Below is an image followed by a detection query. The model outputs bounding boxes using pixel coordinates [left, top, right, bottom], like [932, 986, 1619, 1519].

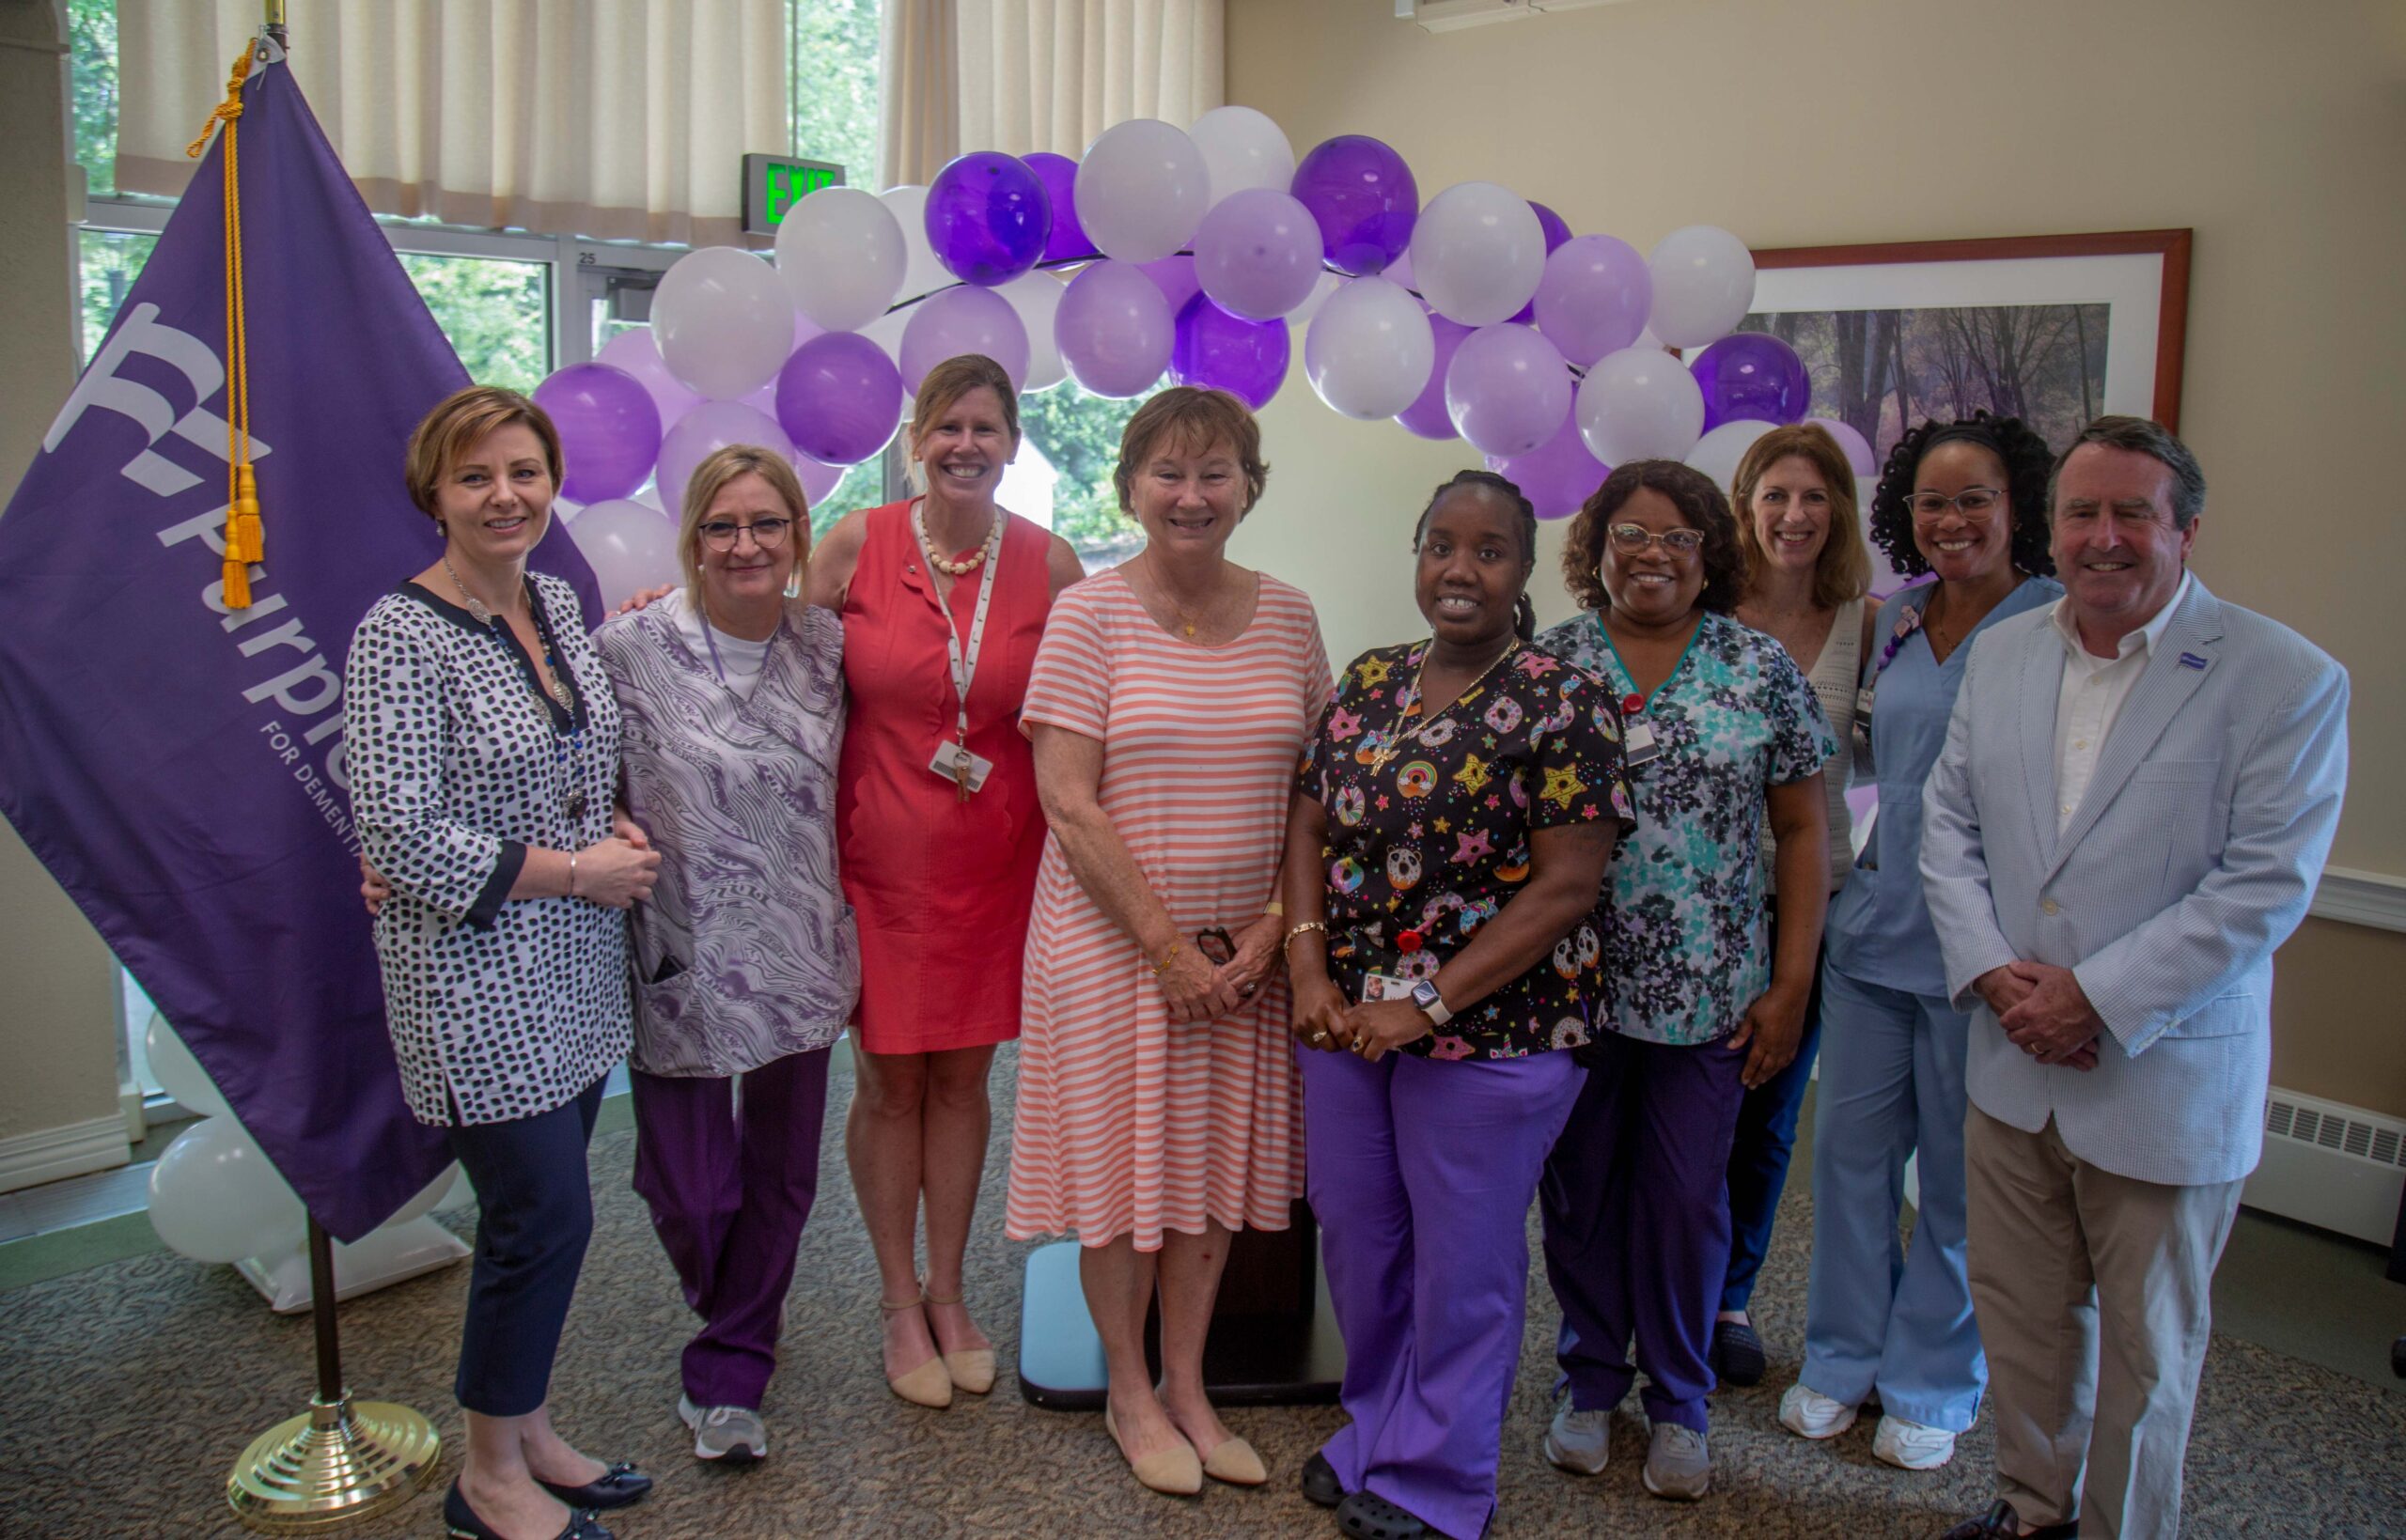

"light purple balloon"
[1024, 152, 1093, 262]
[1807, 417, 1880, 480]
[775, 331, 904, 465]
[792, 453, 847, 506]
[1170, 293, 1289, 411]
[1445, 323, 1573, 459]
[898, 285, 1030, 395]
[926, 150, 1052, 287]
[1290, 134, 1418, 277]
[534, 363, 663, 505]
[568, 498, 681, 613]
[1394, 315, 1473, 441]
[1532, 235, 1653, 368]
[1485, 407, 1608, 520]
[1508, 201, 1575, 325]
[654, 399, 792, 520]
[1143, 253, 1201, 318]
[1056, 260, 1174, 397]
[1193, 187, 1324, 321]
[596, 329, 704, 437]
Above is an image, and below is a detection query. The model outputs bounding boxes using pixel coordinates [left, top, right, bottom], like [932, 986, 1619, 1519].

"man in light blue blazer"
[1919, 416, 2349, 1540]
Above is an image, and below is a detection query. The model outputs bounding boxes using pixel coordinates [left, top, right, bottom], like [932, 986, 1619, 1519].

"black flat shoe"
[1711, 1319, 1767, 1387]
[443, 1480, 615, 1540]
[1336, 1489, 1429, 1539]
[535, 1461, 652, 1510]
[1301, 1449, 1343, 1508]
[1938, 1499, 2079, 1540]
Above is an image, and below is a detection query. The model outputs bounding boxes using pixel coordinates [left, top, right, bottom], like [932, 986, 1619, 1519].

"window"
[1017, 382, 1164, 571]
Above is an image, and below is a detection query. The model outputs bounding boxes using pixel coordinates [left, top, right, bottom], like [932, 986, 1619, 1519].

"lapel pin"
[2178, 651, 2209, 670]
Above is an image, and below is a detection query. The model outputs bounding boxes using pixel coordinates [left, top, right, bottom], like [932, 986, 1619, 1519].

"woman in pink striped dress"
[1009, 388, 1331, 1499]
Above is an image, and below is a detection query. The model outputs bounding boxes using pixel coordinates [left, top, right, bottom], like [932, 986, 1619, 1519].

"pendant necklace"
[446, 555, 573, 714]
[1142, 548, 1207, 639]
[1369, 638, 1521, 773]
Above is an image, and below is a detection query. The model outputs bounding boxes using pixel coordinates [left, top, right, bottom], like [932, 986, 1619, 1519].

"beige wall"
[1225, 0, 2406, 1113]
[0, 2, 129, 1153]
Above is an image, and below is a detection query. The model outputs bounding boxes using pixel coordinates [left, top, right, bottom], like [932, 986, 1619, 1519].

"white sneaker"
[679, 1393, 767, 1464]
[1778, 1382, 1858, 1440]
[1542, 1402, 1613, 1475]
[1872, 1413, 1957, 1470]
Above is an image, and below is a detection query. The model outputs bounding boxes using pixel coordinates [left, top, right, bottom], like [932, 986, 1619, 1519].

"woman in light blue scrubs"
[1781, 412, 2063, 1473]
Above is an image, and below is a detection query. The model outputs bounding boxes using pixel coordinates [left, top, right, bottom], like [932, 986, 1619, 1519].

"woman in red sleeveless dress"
[807, 354, 1084, 1409]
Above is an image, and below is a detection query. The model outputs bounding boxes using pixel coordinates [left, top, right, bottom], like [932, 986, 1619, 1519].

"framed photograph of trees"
[1742, 229, 2193, 466]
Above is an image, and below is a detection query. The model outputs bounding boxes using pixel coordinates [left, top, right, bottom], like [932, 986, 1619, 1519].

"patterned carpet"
[4, 1050, 2400, 1538]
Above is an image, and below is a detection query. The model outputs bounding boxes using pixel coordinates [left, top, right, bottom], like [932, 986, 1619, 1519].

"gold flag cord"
[187, 44, 262, 609]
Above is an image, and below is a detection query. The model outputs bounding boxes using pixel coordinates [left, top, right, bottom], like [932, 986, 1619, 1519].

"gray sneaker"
[679, 1394, 766, 1464]
[1543, 1402, 1612, 1475]
[1642, 1422, 1709, 1501]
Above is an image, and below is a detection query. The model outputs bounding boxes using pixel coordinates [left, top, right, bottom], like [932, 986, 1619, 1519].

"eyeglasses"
[697, 516, 794, 552]
[1606, 523, 1705, 555]
[1904, 488, 2003, 521]
[1195, 926, 1237, 966]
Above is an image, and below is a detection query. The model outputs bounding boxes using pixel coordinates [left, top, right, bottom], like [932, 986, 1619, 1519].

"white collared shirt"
[2050, 570, 2191, 832]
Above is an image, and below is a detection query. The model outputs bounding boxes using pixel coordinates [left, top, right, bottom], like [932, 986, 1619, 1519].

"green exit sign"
[743, 153, 847, 236]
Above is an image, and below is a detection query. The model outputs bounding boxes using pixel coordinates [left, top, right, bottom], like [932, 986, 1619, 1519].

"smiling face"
[1748, 454, 1832, 576]
[913, 384, 1017, 511]
[433, 422, 555, 565]
[1909, 440, 2016, 584]
[1415, 486, 1529, 651]
[1600, 486, 1706, 624]
[1129, 431, 1245, 559]
[2051, 442, 2196, 641]
[695, 470, 804, 614]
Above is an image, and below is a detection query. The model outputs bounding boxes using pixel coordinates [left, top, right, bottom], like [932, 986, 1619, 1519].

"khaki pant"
[1964, 1107, 2242, 1540]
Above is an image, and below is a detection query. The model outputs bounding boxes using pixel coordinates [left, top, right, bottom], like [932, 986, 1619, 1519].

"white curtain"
[883, 0, 1223, 179]
[878, 0, 961, 187]
[115, 0, 787, 247]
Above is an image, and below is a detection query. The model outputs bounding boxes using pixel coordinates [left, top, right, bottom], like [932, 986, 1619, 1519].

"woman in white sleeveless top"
[1710, 424, 1873, 1389]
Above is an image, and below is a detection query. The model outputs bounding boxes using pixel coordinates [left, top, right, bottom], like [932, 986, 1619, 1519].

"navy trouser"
[1719, 907, 1827, 1314]
[445, 1074, 607, 1417]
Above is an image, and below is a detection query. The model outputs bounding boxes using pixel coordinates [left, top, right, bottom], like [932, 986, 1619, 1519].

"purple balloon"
[1693, 332, 1812, 431]
[1290, 134, 1418, 277]
[1056, 260, 1175, 398]
[656, 398, 792, 518]
[775, 331, 904, 465]
[1143, 254, 1201, 318]
[596, 329, 704, 432]
[1193, 188, 1323, 320]
[1023, 151, 1092, 263]
[1394, 315, 1473, 441]
[1508, 201, 1576, 325]
[1807, 416, 1879, 479]
[534, 363, 663, 505]
[1485, 407, 1608, 520]
[898, 285, 1030, 395]
[1532, 235, 1653, 367]
[1171, 293, 1289, 411]
[926, 151, 1052, 287]
[1445, 323, 1573, 459]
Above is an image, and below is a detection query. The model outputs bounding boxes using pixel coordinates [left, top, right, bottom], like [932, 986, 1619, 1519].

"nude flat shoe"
[922, 1288, 996, 1394]
[1103, 1406, 1203, 1496]
[1198, 1435, 1267, 1487]
[879, 1292, 952, 1410]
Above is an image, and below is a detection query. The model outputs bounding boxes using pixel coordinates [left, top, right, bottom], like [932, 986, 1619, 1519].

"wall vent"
[2243, 1089, 2406, 1245]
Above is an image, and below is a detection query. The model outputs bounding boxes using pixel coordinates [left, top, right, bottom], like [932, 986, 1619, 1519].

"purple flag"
[0, 58, 601, 1240]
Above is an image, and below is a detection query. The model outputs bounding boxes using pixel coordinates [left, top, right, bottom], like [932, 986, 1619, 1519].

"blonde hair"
[677, 445, 812, 602]
[403, 385, 562, 521]
[1730, 423, 1872, 611]
[906, 353, 1022, 468]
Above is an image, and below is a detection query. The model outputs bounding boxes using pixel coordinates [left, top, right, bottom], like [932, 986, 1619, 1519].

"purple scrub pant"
[1540, 1031, 1749, 1434]
[1303, 1044, 1586, 1540]
[630, 1047, 832, 1410]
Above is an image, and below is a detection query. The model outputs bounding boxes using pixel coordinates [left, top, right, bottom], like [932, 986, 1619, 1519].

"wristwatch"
[1409, 979, 1452, 1028]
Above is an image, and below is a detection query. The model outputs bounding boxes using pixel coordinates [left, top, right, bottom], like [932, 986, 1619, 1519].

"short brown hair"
[1114, 386, 1270, 519]
[404, 385, 562, 521]
[1730, 424, 1872, 611]
[677, 444, 811, 601]
[907, 353, 1022, 458]
[1560, 459, 1745, 615]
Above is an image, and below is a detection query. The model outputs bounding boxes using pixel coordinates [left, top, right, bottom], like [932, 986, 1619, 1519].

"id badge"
[1359, 972, 1415, 1005]
[928, 740, 994, 793]
[1622, 720, 1661, 769]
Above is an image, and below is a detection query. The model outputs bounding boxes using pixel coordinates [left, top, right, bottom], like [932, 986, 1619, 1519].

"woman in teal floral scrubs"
[1532, 460, 1836, 1503]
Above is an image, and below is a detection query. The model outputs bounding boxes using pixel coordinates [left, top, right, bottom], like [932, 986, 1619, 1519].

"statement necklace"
[446, 555, 572, 714]
[914, 503, 998, 577]
[1369, 638, 1521, 773]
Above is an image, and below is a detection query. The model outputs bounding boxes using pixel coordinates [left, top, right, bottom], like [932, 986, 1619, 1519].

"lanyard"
[1869, 585, 1935, 680]
[921, 507, 1006, 748]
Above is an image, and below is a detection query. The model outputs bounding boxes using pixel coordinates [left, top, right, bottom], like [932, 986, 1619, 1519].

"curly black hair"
[1561, 459, 1745, 615]
[1867, 411, 2058, 580]
[1414, 469, 1539, 642]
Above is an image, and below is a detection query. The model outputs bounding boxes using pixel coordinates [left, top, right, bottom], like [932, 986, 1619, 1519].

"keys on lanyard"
[925, 513, 1004, 802]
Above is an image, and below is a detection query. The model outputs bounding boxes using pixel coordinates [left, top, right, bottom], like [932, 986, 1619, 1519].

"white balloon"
[1286, 272, 1343, 331]
[148, 1116, 304, 1265]
[1304, 276, 1436, 421]
[878, 185, 949, 305]
[568, 498, 682, 612]
[1002, 271, 1069, 391]
[1576, 346, 1708, 465]
[386, 1162, 464, 1227]
[144, 1013, 230, 1120]
[1189, 104, 1296, 208]
[775, 186, 906, 333]
[1075, 119, 1211, 264]
[1685, 418, 1780, 495]
[1646, 226, 1757, 350]
[652, 247, 796, 400]
[1408, 182, 1545, 327]
[861, 306, 912, 365]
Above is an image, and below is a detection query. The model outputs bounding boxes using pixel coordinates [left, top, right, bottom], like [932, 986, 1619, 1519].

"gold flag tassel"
[188, 44, 260, 609]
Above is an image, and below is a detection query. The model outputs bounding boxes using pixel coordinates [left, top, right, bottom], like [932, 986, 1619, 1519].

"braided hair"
[1414, 469, 1539, 642]
[1866, 410, 2058, 580]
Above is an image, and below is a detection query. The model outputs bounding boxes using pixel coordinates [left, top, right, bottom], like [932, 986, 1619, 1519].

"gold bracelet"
[1282, 921, 1328, 952]
[1150, 939, 1182, 975]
